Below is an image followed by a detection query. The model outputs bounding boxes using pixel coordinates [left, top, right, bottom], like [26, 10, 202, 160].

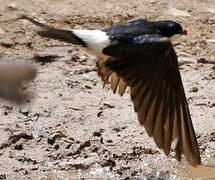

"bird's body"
[21, 15, 200, 166]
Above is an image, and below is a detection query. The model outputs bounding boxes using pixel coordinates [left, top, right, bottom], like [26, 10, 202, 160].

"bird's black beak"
[181, 29, 187, 35]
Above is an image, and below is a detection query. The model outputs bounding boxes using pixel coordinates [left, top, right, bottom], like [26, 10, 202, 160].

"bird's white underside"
[72, 29, 111, 55]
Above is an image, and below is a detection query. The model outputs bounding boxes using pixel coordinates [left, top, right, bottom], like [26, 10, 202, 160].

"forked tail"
[20, 15, 86, 46]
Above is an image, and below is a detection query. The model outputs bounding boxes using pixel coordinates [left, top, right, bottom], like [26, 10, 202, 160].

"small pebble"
[167, 7, 191, 17]
[80, 55, 87, 62]
[8, 3, 16, 10]
[14, 144, 23, 150]
[20, 104, 29, 115]
[0, 38, 14, 47]
[190, 87, 198, 93]
[0, 27, 5, 35]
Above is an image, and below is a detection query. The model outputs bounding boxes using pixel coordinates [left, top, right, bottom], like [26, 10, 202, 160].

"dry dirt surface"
[0, 0, 215, 179]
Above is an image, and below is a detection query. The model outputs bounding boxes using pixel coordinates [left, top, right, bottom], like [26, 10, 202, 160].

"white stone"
[0, 27, 5, 35]
[80, 55, 87, 61]
[167, 7, 191, 17]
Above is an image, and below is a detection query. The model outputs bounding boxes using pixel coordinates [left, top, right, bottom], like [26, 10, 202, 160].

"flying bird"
[21, 15, 201, 166]
[0, 63, 37, 103]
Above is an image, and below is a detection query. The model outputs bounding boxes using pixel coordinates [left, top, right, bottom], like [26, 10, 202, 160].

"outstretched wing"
[103, 34, 201, 166]
[0, 63, 37, 103]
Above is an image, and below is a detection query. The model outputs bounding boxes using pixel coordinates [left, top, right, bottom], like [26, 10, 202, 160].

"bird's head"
[153, 20, 187, 37]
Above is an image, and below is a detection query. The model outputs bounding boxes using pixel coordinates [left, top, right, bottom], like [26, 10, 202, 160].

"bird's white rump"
[72, 29, 111, 55]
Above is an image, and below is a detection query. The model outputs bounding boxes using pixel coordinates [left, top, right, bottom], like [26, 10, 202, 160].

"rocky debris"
[69, 140, 91, 156]
[0, 142, 10, 150]
[2, 105, 13, 116]
[99, 103, 115, 110]
[190, 86, 198, 93]
[178, 57, 197, 66]
[19, 104, 29, 115]
[79, 55, 87, 62]
[73, 67, 95, 75]
[167, 7, 191, 17]
[197, 57, 215, 64]
[33, 52, 59, 65]
[207, 39, 215, 44]
[14, 143, 23, 150]
[8, 132, 33, 144]
[146, 170, 171, 180]
[0, 38, 15, 48]
[93, 131, 102, 137]
[112, 126, 127, 133]
[62, 156, 97, 170]
[31, 115, 49, 139]
[0, 174, 6, 180]
[7, 3, 17, 10]
[0, 27, 5, 35]
[48, 133, 62, 145]
[0, 132, 33, 150]
[16, 156, 38, 164]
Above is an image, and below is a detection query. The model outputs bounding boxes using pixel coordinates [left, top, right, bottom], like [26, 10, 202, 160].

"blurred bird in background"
[0, 62, 37, 104]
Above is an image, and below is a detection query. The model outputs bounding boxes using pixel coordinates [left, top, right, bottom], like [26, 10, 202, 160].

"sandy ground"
[0, 0, 215, 179]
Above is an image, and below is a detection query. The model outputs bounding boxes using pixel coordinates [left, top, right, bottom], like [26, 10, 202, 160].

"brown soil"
[0, 0, 215, 179]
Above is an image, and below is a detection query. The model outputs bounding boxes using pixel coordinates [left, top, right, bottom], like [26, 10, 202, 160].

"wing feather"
[96, 55, 128, 95]
[118, 79, 127, 96]
[104, 34, 201, 166]
[111, 72, 120, 93]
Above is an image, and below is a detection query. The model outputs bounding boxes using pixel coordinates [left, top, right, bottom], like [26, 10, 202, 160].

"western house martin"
[21, 15, 200, 166]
